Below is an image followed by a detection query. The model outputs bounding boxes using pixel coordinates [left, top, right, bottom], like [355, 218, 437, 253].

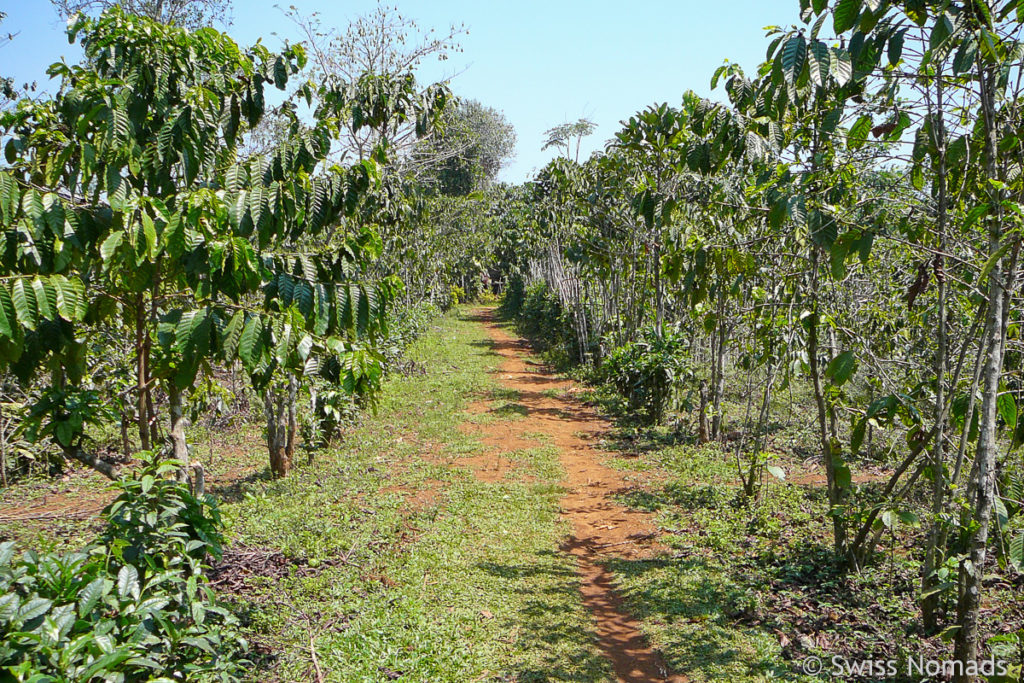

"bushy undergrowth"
[600, 327, 691, 425]
[518, 282, 567, 346]
[303, 301, 441, 447]
[502, 280, 584, 366]
[503, 281, 690, 424]
[382, 301, 443, 368]
[0, 456, 245, 681]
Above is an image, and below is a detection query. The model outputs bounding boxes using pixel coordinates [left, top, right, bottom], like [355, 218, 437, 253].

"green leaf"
[77, 578, 107, 618]
[0, 593, 17, 624]
[953, 37, 978, 74]
[238, 316, 263, 367]
[174, 307, 211, 359]
[888, 28, 906, 66]
[897, 510, 920, 527]
[826, 351, 857, 386]
[920, 581, 956, 601]
[54, 277, 79, 321]
[0, 285, 13, 338]
[848, 114, 872, 150]
[32, 278, 57, 322]
[17, 597, 52, 624]
[766, 465, 786, 480]
[100, 230, 124, 262]
[830, 47, 852, 85]
[963, 203, 989, 232]
[911, 164, 925, 191]
[998, 393, 1018, 432]
[141, 212, 158, 260]
[809, 210, 837, 247]
[222, 310, 245, 360]
[947, 135, 968, 165]
[1009, 533, 1024, 571]
[273, 56, 288, 89]
[225, 164, 246, 193]
[117, 565, 139, 601]
[81, 649, 135, 680]
[880, 509, 898, 529]
[851, 418, 867, 453]
[781, 34, 807, 84]
[768, 198, 788, 228]
[979, 242, 1011, 284]
[995, 496, 1009, 529]
[829, 238, 850, 279]
[808, 40, 830, 86]
[930, 14, 953, 50]
[11, 279, 37, 330]
[834, 462, 852, 489]
[833, 0, 863, 33]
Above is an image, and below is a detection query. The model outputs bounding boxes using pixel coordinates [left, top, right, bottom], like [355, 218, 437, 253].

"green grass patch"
[224, 309, 613, 682]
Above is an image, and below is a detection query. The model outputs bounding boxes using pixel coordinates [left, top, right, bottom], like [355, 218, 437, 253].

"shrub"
[499, 277, 526, 317]
[519, 282, 578, 352]
[0, 455, 246, 681]
[301, 301, 441, 448]
[381, 301, 441, 370]
[601, 328, 691, 425]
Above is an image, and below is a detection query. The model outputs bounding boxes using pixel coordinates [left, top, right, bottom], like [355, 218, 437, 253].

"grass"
[494, 306, 1024, 681]
[572, 382, 1024, 682]
[13, 304, 1023, 681]
[220, 309, 613, 682]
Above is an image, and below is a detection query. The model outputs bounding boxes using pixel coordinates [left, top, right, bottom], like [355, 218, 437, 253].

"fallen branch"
[307, 616, 325, 683]
[62, 446, 120, 480]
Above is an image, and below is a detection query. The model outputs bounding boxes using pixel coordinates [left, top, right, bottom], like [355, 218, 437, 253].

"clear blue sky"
[3, 0, 802, 182]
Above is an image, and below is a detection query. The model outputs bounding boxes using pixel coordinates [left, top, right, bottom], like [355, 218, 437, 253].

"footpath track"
[469, 309, 686, 683]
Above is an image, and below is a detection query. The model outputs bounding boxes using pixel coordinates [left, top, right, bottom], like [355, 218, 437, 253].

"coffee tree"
[0, 8, 445, 480]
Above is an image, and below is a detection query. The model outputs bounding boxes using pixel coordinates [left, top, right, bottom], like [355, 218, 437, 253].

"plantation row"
[0, 3, 515, 678]
[2, 0, 1024, 680]
[496, 0, 1024, 679]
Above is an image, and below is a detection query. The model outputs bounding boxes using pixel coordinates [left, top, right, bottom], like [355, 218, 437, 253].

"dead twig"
[307, 615, 325, 683]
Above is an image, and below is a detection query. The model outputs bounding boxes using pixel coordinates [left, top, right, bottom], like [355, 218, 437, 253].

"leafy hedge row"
[304, 300, 442, 446]
[502, 281, 582, 360]
[600, 328, 692, 425]
[1, 456, 246, 681]
[502, 280, 691, 425]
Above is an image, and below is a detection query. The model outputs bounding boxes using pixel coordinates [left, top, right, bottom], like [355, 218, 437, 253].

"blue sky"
[3, 0, 802, 182]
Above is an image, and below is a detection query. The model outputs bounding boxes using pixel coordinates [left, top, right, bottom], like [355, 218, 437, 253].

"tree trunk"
[807, 249, 846, 556]
[922, 68, 950, 633]
[146, 274, 161, 448]
[1, 405, 7, 487]
[286, 375, 297, 467]
[698, 380, 709, 444]
[953, 269, 1004, 679]
[135, 294, 151, 452]
[120, 412, 131, 460]
[167, 384, 190, 483]
[264, 381, 292, 478]
[711, 291, 728, 440]
[653, 241, 664, 339]
[953, 60, 1010, 683]
[63, 446, 120, 479]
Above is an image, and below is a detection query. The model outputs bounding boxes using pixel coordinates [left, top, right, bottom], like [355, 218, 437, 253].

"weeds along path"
[468, 308, 687, 683]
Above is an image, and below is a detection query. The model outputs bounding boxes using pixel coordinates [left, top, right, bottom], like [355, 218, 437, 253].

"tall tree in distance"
[50, 0, 232, 28]
[416, 98, 516, 195]
[542, 117, 596, 162]
[286, 1, 465, 165]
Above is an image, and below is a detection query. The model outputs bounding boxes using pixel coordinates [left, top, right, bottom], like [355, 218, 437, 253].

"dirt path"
[468, 309, 686, 683]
